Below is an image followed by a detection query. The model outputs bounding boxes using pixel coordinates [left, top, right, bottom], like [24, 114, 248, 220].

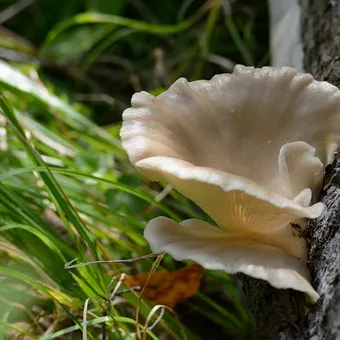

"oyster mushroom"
[120, 65, 340, 301]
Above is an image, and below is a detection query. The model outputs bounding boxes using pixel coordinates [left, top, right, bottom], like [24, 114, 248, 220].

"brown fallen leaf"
[123, 264, 202, 308]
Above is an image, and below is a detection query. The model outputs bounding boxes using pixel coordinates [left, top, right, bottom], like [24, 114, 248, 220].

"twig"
[64, 253, 160, 269]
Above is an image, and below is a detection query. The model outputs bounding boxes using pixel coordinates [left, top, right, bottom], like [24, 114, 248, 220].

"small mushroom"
[120, 65, 340, 301]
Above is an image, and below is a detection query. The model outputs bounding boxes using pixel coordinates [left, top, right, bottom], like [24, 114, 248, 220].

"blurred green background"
[0, 0, 268, 124]
[0, 0, 269, 339]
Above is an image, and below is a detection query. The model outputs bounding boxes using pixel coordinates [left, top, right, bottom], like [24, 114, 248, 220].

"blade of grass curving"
[0, 95, 93, 245]
[0, 183, 76, 257]
[0, 321, 38, 340]
[224, 14, 254, 66]
[43, 5, 210, 50]
[122, 280, 197, 340]
[0, 95, 107, 295]
[135, 253, 164, 339]
[70, 270, 108, 300]
[0, 237, 58, 287]
[194, 0, 221, 78]
[143, 305, 165, 338]
[0, 266, 78, 306]
[0, 60, 121, 150]
[0, 223, 66, 262]
[0, 223, 65, 261]
[177, 0, 197, 22]
[83, 297, 99, 340]
[196, 292, 244, 328]
[17, 110, 80, 156]
[53, 169, 181, 221]
[0, 166, 181, 221]
[83, 28, 134, 68]
[39, 316, 157, 340]
[81, 297, 130, 340]
[0, 311, 11, 340]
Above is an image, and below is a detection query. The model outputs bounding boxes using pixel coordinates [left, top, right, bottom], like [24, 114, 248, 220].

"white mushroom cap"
[120, 65, 340, 300]
[121, 66, 340, 193]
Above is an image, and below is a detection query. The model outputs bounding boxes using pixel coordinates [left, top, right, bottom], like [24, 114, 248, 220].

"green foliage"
[0, 0, 267, 338]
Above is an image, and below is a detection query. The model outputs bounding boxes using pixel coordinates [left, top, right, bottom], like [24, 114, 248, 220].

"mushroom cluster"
[120, 65, 340, 301]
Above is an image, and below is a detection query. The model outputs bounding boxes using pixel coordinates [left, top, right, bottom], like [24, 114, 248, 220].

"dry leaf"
[123, 264, 202, 308]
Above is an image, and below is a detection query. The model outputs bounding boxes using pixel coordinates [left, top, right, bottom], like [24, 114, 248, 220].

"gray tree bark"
[298, 1, 340, 338]
[240, 1, 340, 339]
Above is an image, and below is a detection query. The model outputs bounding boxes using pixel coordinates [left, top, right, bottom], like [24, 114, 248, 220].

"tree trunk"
[298, 1, 340, 338]
[242, 1, 340, 339]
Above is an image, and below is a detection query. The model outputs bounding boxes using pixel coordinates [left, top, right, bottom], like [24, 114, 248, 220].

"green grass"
[0, 0, 267, 338]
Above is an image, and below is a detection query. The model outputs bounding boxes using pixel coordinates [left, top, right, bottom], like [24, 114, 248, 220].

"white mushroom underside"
[136, 155, 324, 244]
[145, 217, 320, 302]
